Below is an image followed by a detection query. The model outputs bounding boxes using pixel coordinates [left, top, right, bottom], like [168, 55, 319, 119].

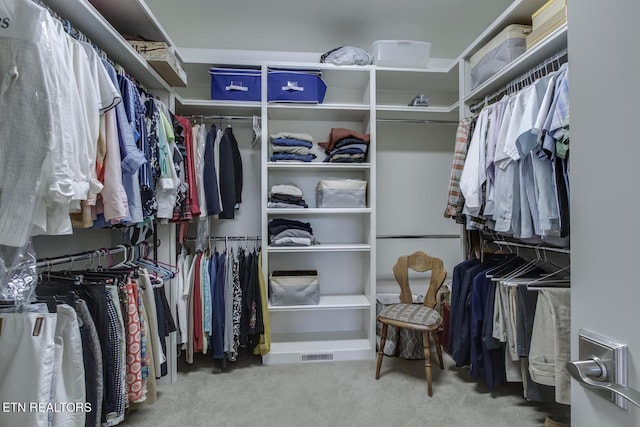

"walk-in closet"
[1, 0, 638, 426]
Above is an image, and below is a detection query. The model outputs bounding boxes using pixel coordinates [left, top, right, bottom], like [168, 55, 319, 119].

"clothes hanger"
[492, 247, 542, 282]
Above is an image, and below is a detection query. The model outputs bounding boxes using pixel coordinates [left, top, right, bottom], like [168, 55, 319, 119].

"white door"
[570, 1, 640, 425]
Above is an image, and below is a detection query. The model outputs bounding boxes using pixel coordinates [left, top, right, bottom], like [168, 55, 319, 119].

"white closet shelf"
[376, 64, 458, 92]
[263, 334, 373, 365]
[267, 162, 370, 170]
[268, 294, 371, 312]
[88, 0, 182, 61]
[175, 96, 261, 116]
[45, 0, 171, 91]
[267, 104, 370, 122]
[376, 104, 459, 122]
[464, 23, 568, 104]
[267, 243, 371, 253]
[266, 208, 372, 215]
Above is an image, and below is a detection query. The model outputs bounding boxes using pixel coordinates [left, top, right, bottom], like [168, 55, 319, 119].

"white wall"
[570, 1, 640, 425]
[376, 121, 460, 293]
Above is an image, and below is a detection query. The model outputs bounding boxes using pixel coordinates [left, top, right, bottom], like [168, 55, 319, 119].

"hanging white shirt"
[460, 107, 489, 217]
[493, 96, 520, 235]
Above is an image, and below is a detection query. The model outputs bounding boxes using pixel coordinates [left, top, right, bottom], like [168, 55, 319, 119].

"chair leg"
[376, 323, 389, 380]
[422, 331, 433, 396]
[432, 330, 444, 369]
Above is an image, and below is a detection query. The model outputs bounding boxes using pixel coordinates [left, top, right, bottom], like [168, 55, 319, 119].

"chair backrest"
[392, 251, 447, 308]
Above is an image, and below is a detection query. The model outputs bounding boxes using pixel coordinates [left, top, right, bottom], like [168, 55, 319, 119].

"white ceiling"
[143, 0, 514, 59]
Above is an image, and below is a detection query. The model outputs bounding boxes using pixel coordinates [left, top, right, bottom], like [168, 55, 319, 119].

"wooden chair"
[375, 251, 447, 396]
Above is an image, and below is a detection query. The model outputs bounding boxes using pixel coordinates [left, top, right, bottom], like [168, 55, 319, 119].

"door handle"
[567, 357, 640, 408]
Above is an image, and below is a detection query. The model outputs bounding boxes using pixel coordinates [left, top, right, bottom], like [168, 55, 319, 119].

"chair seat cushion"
[377, 303, 441, 327]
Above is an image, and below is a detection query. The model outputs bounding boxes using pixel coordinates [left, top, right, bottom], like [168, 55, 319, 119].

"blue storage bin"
[267, 68, 327, 103]
[209, 68, 261, 101]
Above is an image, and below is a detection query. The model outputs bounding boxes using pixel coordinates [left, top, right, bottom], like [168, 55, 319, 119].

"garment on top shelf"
[270, 132, 314, 143]
[270, 153, 316, 162]
[269, 182, 308, 208]
[271, 137, 314, 148]
[319, 128, 370, 152]
[272, 144, 313, 155]
[270, 133, 318, 163]
[323, 136, 369, 163]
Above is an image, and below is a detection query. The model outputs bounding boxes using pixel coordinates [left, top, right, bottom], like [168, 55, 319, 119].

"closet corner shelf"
[376, 104, 459, 122]
[45, 0, 171, 92]
[267, 243, 371, 253]
[175, 96, 261, 116]
[266, 208, 372, 215]
[267, 62, 374, 72]
[373, 65, 451, 74]
[267, 162, 371, 170]
[267, 103, 371, 122]
[268, 294, 371, 312]
[464, 23, 568, 104]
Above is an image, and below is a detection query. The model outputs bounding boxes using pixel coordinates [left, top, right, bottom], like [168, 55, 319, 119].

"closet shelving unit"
[262, 64, 375, 364]
[66, 0, 466, 366]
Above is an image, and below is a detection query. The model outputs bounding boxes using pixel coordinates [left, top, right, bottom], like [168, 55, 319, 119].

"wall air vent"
[301, 353, 334, 362]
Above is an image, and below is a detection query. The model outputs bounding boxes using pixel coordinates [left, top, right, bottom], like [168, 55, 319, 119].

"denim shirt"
[102, 60, 145, 223]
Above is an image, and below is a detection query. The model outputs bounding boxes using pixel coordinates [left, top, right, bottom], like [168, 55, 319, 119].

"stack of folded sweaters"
[319, 128, 370, 163]
[268, 218, 316, 246]
[269, 132, 317, 162]
[268, 183, 308, 208]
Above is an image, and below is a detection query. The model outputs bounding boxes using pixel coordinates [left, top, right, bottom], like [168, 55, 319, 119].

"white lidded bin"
[371, 40, 431, 68]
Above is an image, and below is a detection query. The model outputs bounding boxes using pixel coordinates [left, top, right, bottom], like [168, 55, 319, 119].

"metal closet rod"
[376, 118, 459, 125]
[186, 114, 259, 121]
[469, 48, 568, 113]
[485, 239, 571, 255]
[35, 242, 151, 269]
[183, 235, 261, 242]
[377, 234, 461, 239]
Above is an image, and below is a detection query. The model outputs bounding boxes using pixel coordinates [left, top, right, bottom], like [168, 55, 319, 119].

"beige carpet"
[123, 352, 569, 427]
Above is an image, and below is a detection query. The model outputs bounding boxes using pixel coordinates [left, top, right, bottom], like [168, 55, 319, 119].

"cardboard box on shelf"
[128, 40, 187, 87]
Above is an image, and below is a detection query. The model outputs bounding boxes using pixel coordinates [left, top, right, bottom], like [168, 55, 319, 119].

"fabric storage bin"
[371, 40, 431, 68]
[469, 24, 531, 89]
[209, 68, 261, 101]
[267, 68, 327, 103]
[376, 293, 425, 359]
[316, 179, 367, 208]
[269, 270, 319, 306]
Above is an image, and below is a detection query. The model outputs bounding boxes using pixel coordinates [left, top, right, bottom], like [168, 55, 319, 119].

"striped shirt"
[444, 118, 473, 219]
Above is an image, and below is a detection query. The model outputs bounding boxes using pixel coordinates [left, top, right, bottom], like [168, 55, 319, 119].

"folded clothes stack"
[268, 218, 316, 246]
[319, 128, 370, 163]
[268, 183, 308, 209]
[270, 132, 317, 162]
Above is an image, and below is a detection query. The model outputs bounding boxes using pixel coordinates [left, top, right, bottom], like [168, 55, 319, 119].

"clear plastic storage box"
[371, 40, 431, 68]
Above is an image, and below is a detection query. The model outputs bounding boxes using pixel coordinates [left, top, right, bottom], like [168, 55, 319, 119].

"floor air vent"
[301, 353, 334, 362]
